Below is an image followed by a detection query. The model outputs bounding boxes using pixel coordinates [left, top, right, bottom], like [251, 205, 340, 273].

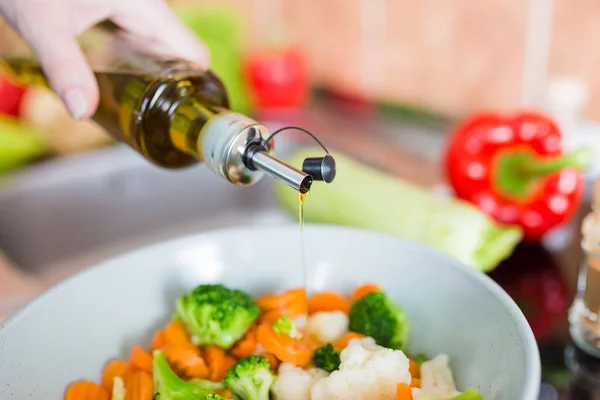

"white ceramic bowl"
[0, 225, 540, 400]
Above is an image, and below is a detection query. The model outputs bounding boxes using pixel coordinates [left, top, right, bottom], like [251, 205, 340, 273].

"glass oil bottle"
[0, 27, 335, 193]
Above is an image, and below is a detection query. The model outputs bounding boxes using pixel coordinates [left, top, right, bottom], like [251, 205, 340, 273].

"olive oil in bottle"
[1, 26, 336, 193]
[2, 47, 324, 192]
[2, 56, 229, 169]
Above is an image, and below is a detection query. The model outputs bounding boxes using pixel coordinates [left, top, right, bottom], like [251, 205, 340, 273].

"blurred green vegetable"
[275, 148, 523, 272]
[422, 388, 484, 400]
[0, 115, 47, 175]
[172, 4, 252, 114]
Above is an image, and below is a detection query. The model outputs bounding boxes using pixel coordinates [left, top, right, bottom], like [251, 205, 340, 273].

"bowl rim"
[0, 223, 541, 399]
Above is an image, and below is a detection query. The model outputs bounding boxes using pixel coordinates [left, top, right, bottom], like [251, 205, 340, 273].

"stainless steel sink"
[0, 143, 300, 284]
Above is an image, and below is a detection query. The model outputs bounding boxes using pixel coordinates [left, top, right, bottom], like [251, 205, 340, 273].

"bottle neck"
[197, 111, 272, 186]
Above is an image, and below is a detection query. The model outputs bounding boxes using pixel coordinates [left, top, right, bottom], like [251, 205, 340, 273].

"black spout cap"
[302, 154, 336, 183]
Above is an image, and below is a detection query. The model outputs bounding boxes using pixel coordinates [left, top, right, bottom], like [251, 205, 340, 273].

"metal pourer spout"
[201, 112, 336, 192]
[302, 154, 336, 183]
[245, 145, 336, 194]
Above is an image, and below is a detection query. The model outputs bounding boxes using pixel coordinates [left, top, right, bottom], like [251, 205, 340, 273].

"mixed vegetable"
[64, 283, 484, 400]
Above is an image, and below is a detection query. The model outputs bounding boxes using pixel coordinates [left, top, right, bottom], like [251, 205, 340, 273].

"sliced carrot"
[261, 300, 307, 322]
[256, 288, 306, 310]
[216, 388, 233, 398]
[260, 352, 281, 371]
[350, 283, 382, 302]
[333, 332, 365, 349]
[164, 320, 195, 349]
[307, 292, 350, 314]
[256, 321, 312, 367]
[101, 360, 131, 393]
[410, 378, 420, 388]
[151, 329, 167, 350]
[409, 359, 420, 379]
[203, 345, 238, 381]
[130, 345, 153, 374]
[163, 345, 209, 379]
[396, 383, 413, 400]
[65, 381, 109, 400]
[124, 370, 153, 400]
[230, 325, 258, 358]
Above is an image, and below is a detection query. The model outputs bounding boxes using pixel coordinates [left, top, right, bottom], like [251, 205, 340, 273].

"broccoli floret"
[223, 356, 274, 400]
[349, 291, 410, 350]
[153, 350, 214, 400]
[272, 315, 301, 338]
[175, 284, 260, 349]
[312, 343, 341, 373]
[204, 394, 227, 400]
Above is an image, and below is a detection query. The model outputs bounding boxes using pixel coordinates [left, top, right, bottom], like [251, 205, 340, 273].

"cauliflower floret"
[271, 362, 328, 400]
[311, 337, 411, 400]
[418, 355, 461, 399]
[306, 311, 349, 344]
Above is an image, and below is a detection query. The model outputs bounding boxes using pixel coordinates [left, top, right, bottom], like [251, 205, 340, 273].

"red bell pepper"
[246, 46, 309, 110]
[444, 111, 590, 241]
[0, 72, 26, 117]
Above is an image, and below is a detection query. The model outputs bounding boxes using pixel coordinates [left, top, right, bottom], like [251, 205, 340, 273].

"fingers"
[112, 0, 210, 69]
[11, 1, 98, 119]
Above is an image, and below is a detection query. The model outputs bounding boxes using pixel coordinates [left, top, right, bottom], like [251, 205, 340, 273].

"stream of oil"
[299, 191, 309, 315]
[299, 192, 308, 288]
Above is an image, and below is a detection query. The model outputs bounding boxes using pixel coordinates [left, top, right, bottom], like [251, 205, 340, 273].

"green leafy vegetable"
[188, 379, 225, 392]
[153, 350, 214, 400]
[312, 343, 341, 373]
[274, 148, 523, 272]
[223, 356, 274, 400]
[175, 284, 260, 349]
[0, 115, 47, 175]
[349, 291, 409, 350]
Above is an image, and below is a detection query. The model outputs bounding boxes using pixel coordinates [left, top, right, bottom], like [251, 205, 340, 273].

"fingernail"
[63, 89, 88, 120]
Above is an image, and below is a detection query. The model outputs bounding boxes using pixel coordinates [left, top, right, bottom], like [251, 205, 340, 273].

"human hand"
[0, 0, 210, 119]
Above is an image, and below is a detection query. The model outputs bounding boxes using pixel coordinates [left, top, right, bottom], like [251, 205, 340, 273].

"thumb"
[15, 4, 98, 119]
